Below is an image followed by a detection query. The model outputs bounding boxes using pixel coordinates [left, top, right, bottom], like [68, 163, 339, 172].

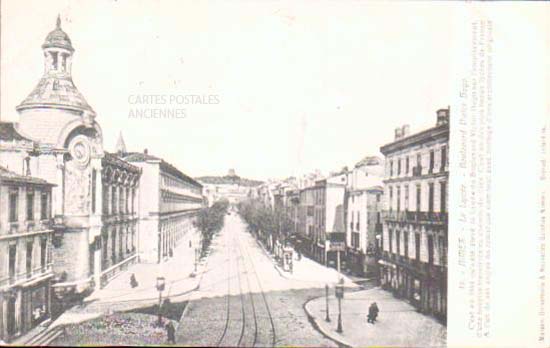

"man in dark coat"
[165, 321, 176, 344]
[368, 302, 380, 323]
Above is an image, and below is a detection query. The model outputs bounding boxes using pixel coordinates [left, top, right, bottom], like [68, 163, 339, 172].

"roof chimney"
[394, 127, 403, 140]
[402, 124, 410, 137]
[144, 148, 148, 155]
[436, 107, 450, 126]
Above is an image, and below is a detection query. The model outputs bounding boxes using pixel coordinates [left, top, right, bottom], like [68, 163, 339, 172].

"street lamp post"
[325, 284, 330, 322]
[156, 276, 165, 327]
[335, 279, 344, 333]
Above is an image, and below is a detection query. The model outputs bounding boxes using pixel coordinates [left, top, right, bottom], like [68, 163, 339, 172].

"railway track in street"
[215, 216, 277, 347]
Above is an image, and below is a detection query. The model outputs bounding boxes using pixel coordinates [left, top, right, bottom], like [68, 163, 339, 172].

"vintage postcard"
[0, 1, 547, 347]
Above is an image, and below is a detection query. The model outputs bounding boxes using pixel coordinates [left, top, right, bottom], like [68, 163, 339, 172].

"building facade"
[0, 18, 143, 309]
[124, 150, 203, 264]
[297, 186, 315, 256]
[0, 166, 54, 342]
[98, 153, 141, 287]
[344, 156, 384, 277]
[379, 108, 449, 323]
[310, 174, 347, 266]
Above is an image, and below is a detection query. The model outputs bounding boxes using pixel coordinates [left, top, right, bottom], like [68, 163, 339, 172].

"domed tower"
[15, 16, 104, 294]
[17, 15, 99, 146]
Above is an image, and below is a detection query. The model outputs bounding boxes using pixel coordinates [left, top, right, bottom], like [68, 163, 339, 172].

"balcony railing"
[0, 263, 53, 288]
[380, 251, 445, 276]
[382, 211, 447, 224]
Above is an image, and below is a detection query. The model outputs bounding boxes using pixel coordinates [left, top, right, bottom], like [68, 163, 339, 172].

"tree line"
[237, 199, 294, 252]
[193, 199, 229, 255]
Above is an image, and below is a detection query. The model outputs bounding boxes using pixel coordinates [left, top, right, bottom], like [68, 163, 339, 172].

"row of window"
[102, 184, 136, 216]
[389, 146, 447, 178]
[8, 189, 50, 223]
[48, 51, 70, 73]
[312, 189, 324, 205]
[349, 211, 361, 232]
[101, 226, 136, 270]
[386, 229, 447, 266]
[161, 192, 203, 204]
[6, 237, 49, 283]
[351, 232, 360, 249]
[388, 181, 447, 213]
[350, 193, 381, 204]
[161, 174, 202, 195]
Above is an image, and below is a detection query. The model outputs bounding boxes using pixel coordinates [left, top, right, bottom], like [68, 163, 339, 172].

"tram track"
[213, 215, 278, 347]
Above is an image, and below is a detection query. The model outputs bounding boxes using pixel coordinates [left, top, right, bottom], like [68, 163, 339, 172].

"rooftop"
[124, 151, 201, 188]
[42, 15, 74, 52]
[0, 122, 36, 143]
[0, 165, 55, 186]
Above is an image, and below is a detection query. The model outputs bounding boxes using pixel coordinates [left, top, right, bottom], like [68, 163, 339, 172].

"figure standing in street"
[130, 273, 138, 288]
[165, 321, 176, 344]
[367, 302, 379, 324]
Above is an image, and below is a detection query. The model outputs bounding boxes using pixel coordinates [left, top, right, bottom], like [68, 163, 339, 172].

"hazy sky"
[1, 0, 458, 180]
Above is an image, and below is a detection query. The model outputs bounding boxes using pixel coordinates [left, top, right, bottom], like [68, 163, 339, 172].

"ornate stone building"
[379, 108, 449, 323]
[0, 165, 55, 342]
[124, 149, 203, 264]
[0, 17, 142, 311]
[98, 153, 141, 287]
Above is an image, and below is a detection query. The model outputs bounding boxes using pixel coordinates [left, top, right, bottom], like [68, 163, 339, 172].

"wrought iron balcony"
[0, 263, 53, 288]
[383, 210, 447, 224]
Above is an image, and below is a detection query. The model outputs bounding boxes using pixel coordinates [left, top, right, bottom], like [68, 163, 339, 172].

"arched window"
[51, 52, 58, 70]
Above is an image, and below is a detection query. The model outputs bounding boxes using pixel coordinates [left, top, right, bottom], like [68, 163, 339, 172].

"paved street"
[176, 213, 347, 347]
[48, 213, 446, 347]
[306, 287, 446, 347]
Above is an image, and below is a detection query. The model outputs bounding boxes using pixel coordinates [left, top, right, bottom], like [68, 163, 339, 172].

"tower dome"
[42, 15, 74, 52]
[16, 15, 94, 115]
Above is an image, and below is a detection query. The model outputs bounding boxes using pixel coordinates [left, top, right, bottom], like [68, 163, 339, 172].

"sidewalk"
[305, 287, 446, 347]
[257, 240, 357, 287]
[50, 240, 206, 329]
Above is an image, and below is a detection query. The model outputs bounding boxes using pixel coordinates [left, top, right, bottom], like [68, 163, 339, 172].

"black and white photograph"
[0, 1, 548, 347]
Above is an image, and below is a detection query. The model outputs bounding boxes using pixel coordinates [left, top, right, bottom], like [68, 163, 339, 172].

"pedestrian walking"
[165, 321, 176, 344]
[130, 273, 138, 288]
[367, 302, 379, 324]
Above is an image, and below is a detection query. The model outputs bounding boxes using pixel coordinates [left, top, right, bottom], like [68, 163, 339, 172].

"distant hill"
[195, 175, 263, 187]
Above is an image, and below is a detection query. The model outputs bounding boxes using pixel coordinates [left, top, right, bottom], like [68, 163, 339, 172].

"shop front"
[0, 276, 51, 342]
[20, 277, 52, 337]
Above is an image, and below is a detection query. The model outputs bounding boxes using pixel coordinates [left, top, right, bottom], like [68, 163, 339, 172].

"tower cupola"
[42, 15, 74, 76]
[16, 15, 94, 115]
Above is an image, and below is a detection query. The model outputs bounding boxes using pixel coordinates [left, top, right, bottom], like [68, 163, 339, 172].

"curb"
[253, 238, 291, 280]
[176, 244, 212, 327]
[303, 296, 355, 348]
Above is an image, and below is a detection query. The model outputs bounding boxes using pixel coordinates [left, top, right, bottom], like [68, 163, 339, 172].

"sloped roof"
[0, 122, 35, 142]
[42, 16, 74, 52]
[103, 152, 141, 174]
[123, 152, 162, 163]
[0, 165, 55, 186]
[16, 76, 94, 113]
[355, 156, 382, 168]
[124, 151, 201, 188]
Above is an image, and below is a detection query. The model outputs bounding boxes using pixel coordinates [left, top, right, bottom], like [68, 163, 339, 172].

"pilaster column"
[53, 153, 65, 217]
